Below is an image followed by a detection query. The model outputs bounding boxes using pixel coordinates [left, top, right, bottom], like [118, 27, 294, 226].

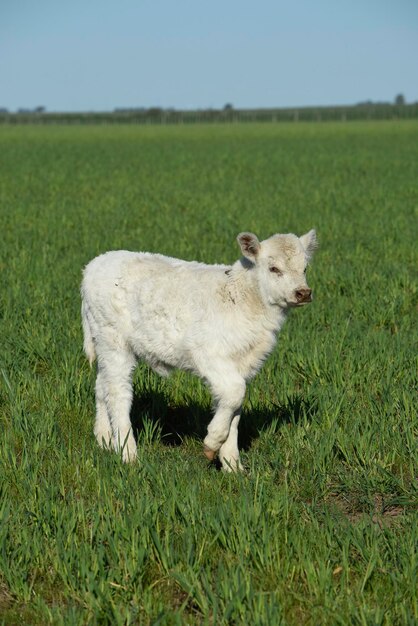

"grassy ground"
[0, 121, 417, 625]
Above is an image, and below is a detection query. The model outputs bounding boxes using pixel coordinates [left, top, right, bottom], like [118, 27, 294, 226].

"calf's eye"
[269, 266, 283, 276]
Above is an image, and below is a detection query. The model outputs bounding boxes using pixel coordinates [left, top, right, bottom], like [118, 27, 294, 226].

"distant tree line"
[0, 106, 46, 114]
[1, 96, 417, 125]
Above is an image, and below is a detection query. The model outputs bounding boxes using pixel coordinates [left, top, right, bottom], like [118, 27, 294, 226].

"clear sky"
[1, 0, 417, 112]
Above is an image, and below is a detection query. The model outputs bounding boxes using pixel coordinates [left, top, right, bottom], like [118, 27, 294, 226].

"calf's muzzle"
[295, 288, 312, 304]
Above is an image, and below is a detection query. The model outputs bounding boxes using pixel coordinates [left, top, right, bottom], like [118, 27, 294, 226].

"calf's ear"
[299, 229, 318, 261]
[237, 232, 260, 260]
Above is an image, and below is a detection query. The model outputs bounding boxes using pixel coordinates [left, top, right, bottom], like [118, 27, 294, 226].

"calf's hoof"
[121, 445, 138, 463]
[221, 460, 245, 473]
[203, 446, 217, 461]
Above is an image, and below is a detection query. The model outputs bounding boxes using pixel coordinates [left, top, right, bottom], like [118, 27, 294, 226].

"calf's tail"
[81, 298, 96, 366]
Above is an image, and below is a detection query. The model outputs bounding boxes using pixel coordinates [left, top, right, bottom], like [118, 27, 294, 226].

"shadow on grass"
[239, 394, 318, 452]
[130, 389, 317, 453]
[130, 389, 209, 445]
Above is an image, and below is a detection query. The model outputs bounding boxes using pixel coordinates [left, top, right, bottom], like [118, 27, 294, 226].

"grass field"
[0, 121, 417, 625]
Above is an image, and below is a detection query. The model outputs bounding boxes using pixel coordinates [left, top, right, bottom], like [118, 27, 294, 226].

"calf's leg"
[98, 349, 137, 462]
[203, 372, 246, 472]
[218, 414, 244, 472]
[94, 369, 113, 448]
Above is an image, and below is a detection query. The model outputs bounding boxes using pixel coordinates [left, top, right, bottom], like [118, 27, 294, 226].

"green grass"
[0, 121, 417, 625]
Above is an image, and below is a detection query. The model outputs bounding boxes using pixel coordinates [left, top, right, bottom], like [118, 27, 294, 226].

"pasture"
[0, 121, 417, 625]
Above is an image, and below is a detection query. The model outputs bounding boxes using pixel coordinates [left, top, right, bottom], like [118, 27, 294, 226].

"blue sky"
[1, 0, 417, 112]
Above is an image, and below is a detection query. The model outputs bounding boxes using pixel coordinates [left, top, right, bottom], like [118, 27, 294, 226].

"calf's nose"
[295, 288, 312, 303]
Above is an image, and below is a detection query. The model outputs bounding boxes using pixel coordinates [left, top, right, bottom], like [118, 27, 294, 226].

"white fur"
[81, 229, 317, 469]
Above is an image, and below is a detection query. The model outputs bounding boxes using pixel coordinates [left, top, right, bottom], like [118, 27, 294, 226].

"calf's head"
[237, 229, 317, 309]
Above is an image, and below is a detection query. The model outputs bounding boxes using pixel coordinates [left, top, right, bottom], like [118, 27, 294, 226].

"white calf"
[81, 229, 317, 470]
